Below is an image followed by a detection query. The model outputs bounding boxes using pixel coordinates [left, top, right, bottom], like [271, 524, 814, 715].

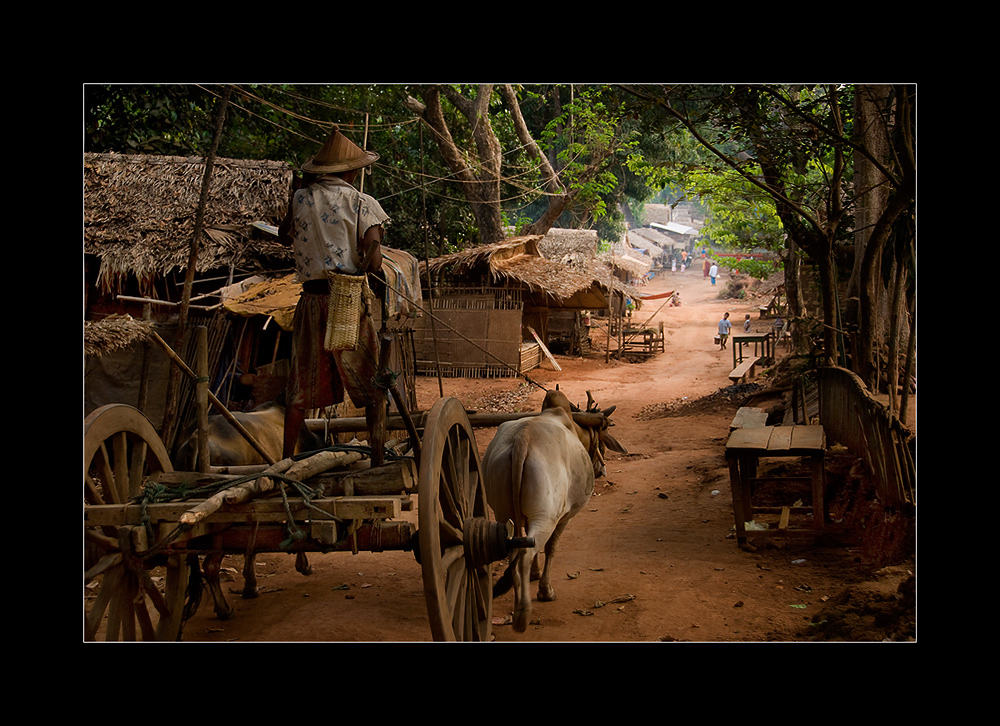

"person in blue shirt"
[718, 312, 732, 350]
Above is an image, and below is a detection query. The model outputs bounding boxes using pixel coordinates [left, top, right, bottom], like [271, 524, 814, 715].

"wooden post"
[137, 303, 153, 414]
[195, 325, 210, 473]
[161, 85, 232, 450]
[419, 124, 445, 398]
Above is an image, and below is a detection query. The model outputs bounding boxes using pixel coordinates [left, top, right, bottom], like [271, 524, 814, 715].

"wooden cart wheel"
[84, 403, 189, 641]
[418, 397, 494, 641]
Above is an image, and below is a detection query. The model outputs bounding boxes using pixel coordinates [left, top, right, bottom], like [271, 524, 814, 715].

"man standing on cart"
[278, 126, 390, 460]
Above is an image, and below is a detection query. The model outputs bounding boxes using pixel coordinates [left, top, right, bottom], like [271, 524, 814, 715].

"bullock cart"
[84, 321, 614, 643]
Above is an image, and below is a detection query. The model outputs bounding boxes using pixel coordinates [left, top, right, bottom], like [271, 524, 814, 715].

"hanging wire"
[200, 83, 575, 210]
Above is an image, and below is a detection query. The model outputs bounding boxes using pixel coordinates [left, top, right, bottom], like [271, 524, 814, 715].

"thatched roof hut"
[629, 227, 672, 257]
[424, 236, 611, 310]
[537, 227, 600, 265]
[84, 152, 294, 295]
[598, 242, 651, 281]
[84, 152, 299, 430]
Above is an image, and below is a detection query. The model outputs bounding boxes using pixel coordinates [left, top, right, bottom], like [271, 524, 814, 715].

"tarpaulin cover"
[222, 247, 423, 331]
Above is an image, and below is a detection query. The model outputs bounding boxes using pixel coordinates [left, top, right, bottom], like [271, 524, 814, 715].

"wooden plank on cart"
[334, 496, 402, 520]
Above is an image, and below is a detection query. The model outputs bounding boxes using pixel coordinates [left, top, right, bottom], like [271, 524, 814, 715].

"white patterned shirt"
[290, 175, 390, 281]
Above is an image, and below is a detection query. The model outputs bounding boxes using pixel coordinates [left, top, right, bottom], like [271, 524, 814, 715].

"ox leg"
[512, 550, 534, 633]
[242, 553, 259, 599]
[295, 552, 313, 576]
[202, 553, 235, 620]
[530, 554, 543, 581]
[493, 560, 515, 598]
[537, 520, 570, 602]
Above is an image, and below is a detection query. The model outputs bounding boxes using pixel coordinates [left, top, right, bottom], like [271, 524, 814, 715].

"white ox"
[483, 388, 626, 632]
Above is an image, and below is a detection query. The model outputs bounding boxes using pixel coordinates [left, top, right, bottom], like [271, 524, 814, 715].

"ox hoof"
[242, 586, 260, 600]
[538, 588, 557, 602]
[214, 606, 235, 621]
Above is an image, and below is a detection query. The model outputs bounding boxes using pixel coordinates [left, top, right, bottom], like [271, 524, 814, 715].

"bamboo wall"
[412, 287, 539, 378]
[814, 366, 915, 509]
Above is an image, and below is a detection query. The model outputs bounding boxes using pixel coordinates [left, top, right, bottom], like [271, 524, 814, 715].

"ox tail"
[494, 430, 530, 600]
[511, 432, 529, 538]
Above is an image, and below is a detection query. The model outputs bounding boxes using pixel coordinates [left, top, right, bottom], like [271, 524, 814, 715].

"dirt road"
[178, 266, 915, 642]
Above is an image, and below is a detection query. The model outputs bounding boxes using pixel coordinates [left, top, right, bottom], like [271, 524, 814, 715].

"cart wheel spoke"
[84, 404, 188, 641]
[418, 397, 493, 642]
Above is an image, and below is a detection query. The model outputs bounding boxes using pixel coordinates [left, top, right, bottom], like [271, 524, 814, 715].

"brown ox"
[174, 398, 321, 471]
[483, 389, 626, 632]
[174, 398, 325, 620]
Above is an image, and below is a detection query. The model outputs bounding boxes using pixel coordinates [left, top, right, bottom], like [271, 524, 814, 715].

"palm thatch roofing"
[629, 227, 671, 255]
[537, 227, 599, 264]
[84, 314, 155, 358]
[424, 234, 644, 309]
[84, 152, 294, 294]
[598, 241, 652, 278]
[424, 236, 598, 301]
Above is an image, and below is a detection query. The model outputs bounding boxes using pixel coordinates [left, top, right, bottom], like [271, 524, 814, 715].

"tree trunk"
[814, 243, 838, 367]
[499, 84, 569, 238]
[888, 258, 905, 408]
[783, 238, 805, 350]
[405, 86, 507, 244]
[899, 287, 915, 422]
[851, 85, 916, 393]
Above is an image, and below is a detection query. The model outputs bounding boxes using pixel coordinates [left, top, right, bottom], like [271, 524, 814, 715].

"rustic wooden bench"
[728, 355, 760, 383]
[724, 425, 827, 547]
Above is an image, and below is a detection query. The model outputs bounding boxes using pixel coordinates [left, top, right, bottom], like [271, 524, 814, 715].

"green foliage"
[726, 257, 780, 280]
[85, 85, 216, 156]
[694, 167, 785, 252]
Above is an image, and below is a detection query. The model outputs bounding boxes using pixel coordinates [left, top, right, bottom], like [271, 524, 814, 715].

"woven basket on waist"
[323, 271, 370, 351]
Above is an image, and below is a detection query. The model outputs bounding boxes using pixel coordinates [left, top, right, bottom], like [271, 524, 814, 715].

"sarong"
[287, 290, 380, 410]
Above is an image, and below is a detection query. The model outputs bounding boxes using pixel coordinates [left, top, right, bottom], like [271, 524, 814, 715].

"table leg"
[810, 453, 825, 529]
[727, 456, 747, 545]
[743, 454, 756, 517]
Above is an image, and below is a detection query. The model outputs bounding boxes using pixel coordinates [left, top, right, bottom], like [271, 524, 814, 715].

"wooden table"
[731, 331, 772, 367]
[724, 425, 826, 546]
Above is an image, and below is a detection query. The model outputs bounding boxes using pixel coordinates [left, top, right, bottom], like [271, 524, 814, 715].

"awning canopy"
[650, 221, 699, 236]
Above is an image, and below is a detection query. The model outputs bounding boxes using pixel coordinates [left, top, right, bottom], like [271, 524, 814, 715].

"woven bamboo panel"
[413, 294, 535, 377]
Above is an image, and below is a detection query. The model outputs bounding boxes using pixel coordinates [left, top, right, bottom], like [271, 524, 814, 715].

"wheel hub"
[462, 518, 534, 568]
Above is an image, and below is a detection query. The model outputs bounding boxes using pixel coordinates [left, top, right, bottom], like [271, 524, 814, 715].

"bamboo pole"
[161, 85, 233, 451]
[150, 330, 276, 465]
[420, 124, 445, 398]
[195, 326, 210, 473]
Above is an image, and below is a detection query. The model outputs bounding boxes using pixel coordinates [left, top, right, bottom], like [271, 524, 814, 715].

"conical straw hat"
[301, 125, 379, 173]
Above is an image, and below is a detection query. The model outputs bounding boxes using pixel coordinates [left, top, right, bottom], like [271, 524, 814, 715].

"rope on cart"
[129, 441, 398, 560]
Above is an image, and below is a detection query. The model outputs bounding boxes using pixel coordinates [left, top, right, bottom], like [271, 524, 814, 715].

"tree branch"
[622, 85, 825, 239]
